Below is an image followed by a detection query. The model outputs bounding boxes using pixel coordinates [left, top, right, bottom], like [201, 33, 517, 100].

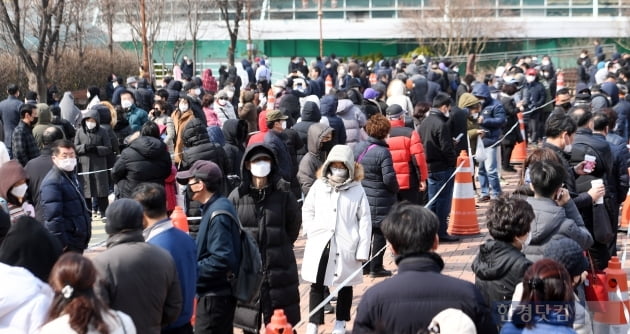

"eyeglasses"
[219, 97, 229, 100]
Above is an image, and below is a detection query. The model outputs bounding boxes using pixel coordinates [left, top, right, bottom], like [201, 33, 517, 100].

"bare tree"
[185, 0, 209, 75]
[122, 0, 166, 79]
[217, 0, 244, 67]
[99, 0, 117, 70]
[402, 0, 512, 57]
[0, 0, 66, 102]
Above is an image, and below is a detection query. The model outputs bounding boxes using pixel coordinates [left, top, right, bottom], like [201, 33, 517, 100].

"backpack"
[210, 210, 263, 304]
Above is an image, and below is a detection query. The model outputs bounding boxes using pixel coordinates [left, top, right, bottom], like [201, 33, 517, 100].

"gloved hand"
[85, 144, 97, 153]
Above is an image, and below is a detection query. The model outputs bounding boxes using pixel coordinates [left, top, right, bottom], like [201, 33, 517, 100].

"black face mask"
[561, 102, 572, 109]
[321, 140, 334, 153]
[183, 185, 196, 202]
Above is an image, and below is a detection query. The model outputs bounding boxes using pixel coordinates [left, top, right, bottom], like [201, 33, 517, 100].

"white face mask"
[227, 91, 235, 98]
[56, 157, 77, 172]
[250, 161, 271, 177]
[563, 135, 572, 153]
[121, 100, 133, 109]
[444, 110, 450, 118]
[10, 183, 28, 199]
[526, 75, 535, 83]
[179, 104, 189, 112]
[86, 92, 91, 99]
[542, 60, 550, 66]
[217, 98, 227, 106]
[86, 121, 97, 130]
[194, 88, 201, 96]
[471, 112, 479, 120]
[330, 167, 349, 179]
[281, 121, 287, 130]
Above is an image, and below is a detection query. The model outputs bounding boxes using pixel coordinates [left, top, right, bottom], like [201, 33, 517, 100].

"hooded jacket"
[293, 101, 322, 162]
[336, 99, 367, 148]
[472, 83, 506, 146]
[0, 95, 22, 153]
[222, 119, 248, 180]
[301, 145, 371, 287]
[228, 144, 302, 326]
[112, 135, 172, 199]
[172, 96, 196, 164]
[202, 69, 218, 93]
[32, 103, 61, 148]
[59, 92, 81, 126]
[0, 263, 54, 333]
[419, 110, 457, 173]
[320, 95, 347, 145]
[74, 107, 112, 198]
[180, 118, 229, 176]
[166, 80, 183, 108]
[385, 79, 414, 115]
[238, 90, 258, 133]
[524, 197, 593, 262]
[471, 239, 531, 319]
[297, 123, 334, 195]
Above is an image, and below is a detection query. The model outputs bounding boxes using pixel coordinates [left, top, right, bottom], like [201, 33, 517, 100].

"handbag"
[584, 251, 608, 313]
[233, 301, 262, 332]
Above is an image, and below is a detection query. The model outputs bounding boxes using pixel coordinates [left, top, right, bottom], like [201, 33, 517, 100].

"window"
[346, 0, 370, 7]
[372, 10, 395, 17]
[372, 0, 395, 7]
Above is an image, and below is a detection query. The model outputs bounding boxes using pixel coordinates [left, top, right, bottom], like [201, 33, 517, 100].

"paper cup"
[590, 179, 604, 204]
[583, 154, 596, 173]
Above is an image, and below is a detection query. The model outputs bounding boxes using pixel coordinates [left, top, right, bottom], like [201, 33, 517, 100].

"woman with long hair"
[40, 253, 135, 334]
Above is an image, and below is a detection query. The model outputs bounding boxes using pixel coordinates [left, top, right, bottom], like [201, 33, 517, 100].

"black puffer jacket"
[180, 118, 228, 174]
[112, 136, 172, 199]
[293, 101, 321, 163]
[228, 144, 302, 326]
[166, 80, 183, 109]
[471, 239, 531, 320]
[353, 137, 399, 226]
[320, 95, 347, 145]
[222, 119, 248, 192]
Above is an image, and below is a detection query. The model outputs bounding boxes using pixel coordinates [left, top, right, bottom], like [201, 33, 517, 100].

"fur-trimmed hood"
[316, 144, 364, 186]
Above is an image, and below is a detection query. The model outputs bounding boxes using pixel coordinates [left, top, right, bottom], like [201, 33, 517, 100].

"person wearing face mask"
[471, 195, 533, 331]
[472, 82, 506, 202]
[523, 160, 593, 262]
[183, 81, 208, 125]
[119, 90, 148, 132]
[228, 144, 301, 332]
[297, 123, 335, 195]
[524, 68, 547, 145]
[553, 88, 573, 114]
[172, 96, 196, 165]
[74, 108, 113, 219]
[11, 104, 40, 166]
[0, 160, 35, 221]
[302, 145, 372, 334]
[213, 90, 237, 126]
[499, 82, 524, 173]
[39, 139, 92, 253]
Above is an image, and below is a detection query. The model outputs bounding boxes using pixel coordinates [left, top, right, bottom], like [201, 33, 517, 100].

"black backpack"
[210, 210, 263, 304]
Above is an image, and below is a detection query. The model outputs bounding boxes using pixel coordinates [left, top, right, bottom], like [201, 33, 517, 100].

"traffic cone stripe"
[448, 150, 480, 235]
[593, 257, 630, 329]
[510, 112, 527, 164]
[452, 183, 476, 199]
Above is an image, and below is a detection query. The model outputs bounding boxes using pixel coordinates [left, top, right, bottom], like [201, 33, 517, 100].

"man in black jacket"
[419, 93, 458, 242]
[354, 202, 497, 334]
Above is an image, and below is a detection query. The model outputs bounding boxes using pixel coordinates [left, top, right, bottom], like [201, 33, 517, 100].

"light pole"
[247, 0, 253, 61]
[318, 0, 323, 58]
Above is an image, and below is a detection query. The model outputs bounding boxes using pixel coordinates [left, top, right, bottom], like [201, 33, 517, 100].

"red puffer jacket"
[387, 119, 428, 190]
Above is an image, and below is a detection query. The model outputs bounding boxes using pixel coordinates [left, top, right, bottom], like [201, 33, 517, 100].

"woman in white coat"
[301, 144, 372, 334]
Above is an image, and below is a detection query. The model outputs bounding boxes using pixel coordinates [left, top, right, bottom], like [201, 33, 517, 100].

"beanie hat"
[543, 238, 589, 277]
[428, 308, 476, 334]
[458, 93, 481, 109]
[386, 104, 405, 118]
[105, 199, 144, 235]
[363, 88, 379, 100]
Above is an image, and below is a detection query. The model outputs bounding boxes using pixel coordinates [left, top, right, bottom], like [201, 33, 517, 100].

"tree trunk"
[192, 38, 197, 76]
[229, 35, 236, 67]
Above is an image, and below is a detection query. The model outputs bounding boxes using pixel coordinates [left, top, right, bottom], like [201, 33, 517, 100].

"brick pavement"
[85, 165, 630, 334]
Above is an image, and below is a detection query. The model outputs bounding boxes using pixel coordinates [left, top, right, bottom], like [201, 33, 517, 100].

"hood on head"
[320, 95, 338, 117]
[471, 83, 491, 100]
[93, 104, 112, 126]
[336, 99, 354, 115]
[61, 91, 74, 102]
[302, 95, 320, 110]
[307, 123, 334, 154]
[0, 262, 54, 318]
[36, 103, 51, 124]
[0, 161, 27, 203]
[168, 80, 183, 91]
[318, 144, 363, 183]
[257, 110, 269, 132]
[183, 118, 210, 147]
[386, 79, 406, 97]
[222, 119, 248, 146]
[238, 144, 281, 192]
[129, 135, 167, 158]
[81, 107, 100, 128]
[241, 90, 255, 103]
[601, 82, 619, 106]
[301, 101, 321, 122]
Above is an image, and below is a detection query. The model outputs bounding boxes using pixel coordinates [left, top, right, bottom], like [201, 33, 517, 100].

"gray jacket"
[524, 197, 593, 262]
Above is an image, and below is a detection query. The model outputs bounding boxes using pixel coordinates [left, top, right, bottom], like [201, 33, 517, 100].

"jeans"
[194, 295, 237, 334]
[427, 168, 455, 237]
[309, 243, 352, 324]
[478, 145, 501, 197]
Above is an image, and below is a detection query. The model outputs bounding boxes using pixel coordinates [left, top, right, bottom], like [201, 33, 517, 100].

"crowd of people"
[0, 42, 629, 333]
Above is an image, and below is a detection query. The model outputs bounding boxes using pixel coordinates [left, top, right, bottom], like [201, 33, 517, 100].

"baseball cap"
[176, 160, 223, 185]
[266, 110, 288, 122]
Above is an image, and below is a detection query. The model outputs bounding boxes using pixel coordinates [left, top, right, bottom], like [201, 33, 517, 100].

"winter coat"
[24, 148, 53, 221]
[39, 310, 136, 334]
[525, 80, 547, 112]
[93, 231, 182, 334]
[297, 123, 334, 195]
[229, 144, 302, 326]
[125, 105, 148, 132]
[263, 130, 294, 182]
[113, 118, 133, 151]
[336, 99, 367, 148]
[32, 104, 63, 148]
[320, 95, 347, 145]
[166, 80, 182, 109]
[171, 106, 195, 164]
[523, 197, 593, 262]
[499, 94, 522, 146]
[353, 137, 399, 226]
[419, 110, 457, 173]
[472, 83, 506, 146]
[293, 101, 322, 163]
[213, 100, 237, 126]
[386, 79, 414, 114]
[74, 108, 112, 198]
[0, 263, 53, 334]
[247, 110, 268, 145]
[202, 68, 218, 94]
[222, 119, 248, 178]
[152, 114, 175, 152]
[180, 118, 229, 175]
[112, 136, 172, 199]
[59, 92, 81, 126]
[472, 240, 531, 321]
[40, 165, 91, 251]
[387, 119, 428, 190]
[353, 253, 497, 334]
[12, 120, 40, 166]
[0, 95, 22, 152]
[238, 90, 258, 133]
[301, 146, 371, 286]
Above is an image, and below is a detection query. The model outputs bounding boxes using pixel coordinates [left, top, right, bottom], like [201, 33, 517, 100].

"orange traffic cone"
[556, 70, 565, 91]
[510, 112, 527, 164]
[267, 88, 275, 110]
[369, 72, 377, 86]
[619, 168, 630, 232]
[266, 309, 293, 334]
[448, 150, 480, 235]
[592, 257, 630, 333]
[325, 75, 333, 95]
[170, 206, 189, 233]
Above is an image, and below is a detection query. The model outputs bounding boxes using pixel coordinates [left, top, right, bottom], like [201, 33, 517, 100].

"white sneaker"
[306, 322, 318, 334]
[332, 320, 346, 334]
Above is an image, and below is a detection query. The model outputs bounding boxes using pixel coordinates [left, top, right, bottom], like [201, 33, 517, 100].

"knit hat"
[183, 81, 198, 92]
[428, 308, 476, 334]
[0, 161, 27, 202]
[266, 109, 288, 122]
[543, 238, 589, 277]
[176, 160, 223, 186]
[458, 93, 481, 109]
[363, 88, 379, 100]
[105, 199, 144, 235]
[386, 104, 405, 118]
